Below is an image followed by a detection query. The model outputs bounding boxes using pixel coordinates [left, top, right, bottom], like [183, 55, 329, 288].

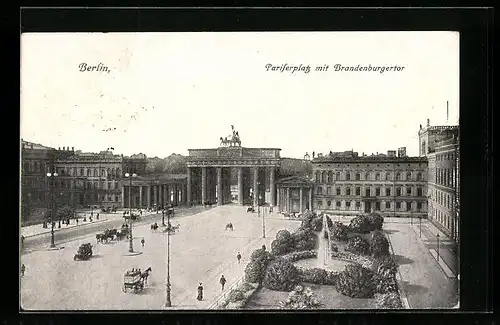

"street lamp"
[419, 215, 422, 238]
[410, 209, 413, 225]
[436, 233, 440, 262]
[125, 172, 137, 253]
[262, 197, 266, 239]
[165, 205, 172, 307]
[46, 172, 58, 248]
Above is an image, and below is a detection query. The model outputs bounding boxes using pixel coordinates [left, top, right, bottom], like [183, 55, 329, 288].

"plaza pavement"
[20, 205, 300, 310]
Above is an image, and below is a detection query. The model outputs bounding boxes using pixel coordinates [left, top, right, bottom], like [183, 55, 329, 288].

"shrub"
[373, 256, 398, 277]
[330, 221, 349, 241]
[374, 293, 403, 309]
[299, 267, 339, 285]
[370, 230, 390, 258]
[278, 285, 322, 309]
[263, 258, 300, 291]
[245, 248, 275, 283]
[348, 215, 374, 233]
[367, 213, 384, 230]
[310, 216, 323, 232]
[336, 263, 376, 298]
[271, 230, 295, 255]
[345, 235, 370, 256]
[238, 282, 256, 293]
[330, 242, 339, 252]
[300, 211, 315, 229]
[281, 250, 317, 263]
[276, 229, 293, 243]
[228, 289, 245, 302]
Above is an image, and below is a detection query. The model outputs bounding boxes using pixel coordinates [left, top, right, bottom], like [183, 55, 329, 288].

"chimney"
[427, 118, 430, 127]
[420, 124, 422, 129]
[71, 147, 74, 151]
[58, 147, 61, 150]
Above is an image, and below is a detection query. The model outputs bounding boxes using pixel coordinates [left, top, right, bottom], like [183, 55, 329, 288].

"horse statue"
[219, 125, 242, 147]
[141, 267, 152, 284]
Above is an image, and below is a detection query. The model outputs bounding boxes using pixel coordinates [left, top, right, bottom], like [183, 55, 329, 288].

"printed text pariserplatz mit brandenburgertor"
[265, 63, 406, 74]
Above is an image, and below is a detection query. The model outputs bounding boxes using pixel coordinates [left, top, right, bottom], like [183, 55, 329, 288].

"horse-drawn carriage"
[74, 243, 93, 261]
[246, 206, 255, 213]
[162, 223, 180, 234]
[96, 228, 126, 243]
[122, 267, 152, 294]
[123, 212, 140, 221]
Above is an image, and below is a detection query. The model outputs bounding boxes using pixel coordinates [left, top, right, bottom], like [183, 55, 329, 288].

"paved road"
[22, 207, 207, 251]
[20, 205, 300, 310]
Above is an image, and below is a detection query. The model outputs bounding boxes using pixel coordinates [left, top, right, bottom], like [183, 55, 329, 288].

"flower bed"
[281, 250, 317, 263]
[296, 266, 339, 285]
[218, 281, 259, 309]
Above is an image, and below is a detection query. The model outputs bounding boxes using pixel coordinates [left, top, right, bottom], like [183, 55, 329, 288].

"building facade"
[311, 150, 428, 218]
[419, 122, 459, 242]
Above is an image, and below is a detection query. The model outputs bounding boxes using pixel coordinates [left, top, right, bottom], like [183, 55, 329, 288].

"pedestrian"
[97, 213, 99, 220]
[262, 244, 266, 251]
[141, 238, 145, 247]
[197, 282, 203, 301]
[76, 218, 79, 225]
[219, 275, 226, 291]
[237, 252, 241, 264]
[20, 264, 26, 277]
[20, 235, 25, 248]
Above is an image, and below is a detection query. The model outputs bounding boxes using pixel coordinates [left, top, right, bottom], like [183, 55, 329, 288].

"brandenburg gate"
[186, 127, 281, 207]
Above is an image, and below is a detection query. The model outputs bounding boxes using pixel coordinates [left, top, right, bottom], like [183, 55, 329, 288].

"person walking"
[236, 252, 241, 264]
[76, 218, 79, 225]
[141, 238, 145, 247]
[20, 264, 26, 277]
[197, 282, 204, 301]
[96, 212, 99, 220]
[219, 275, 226, 291]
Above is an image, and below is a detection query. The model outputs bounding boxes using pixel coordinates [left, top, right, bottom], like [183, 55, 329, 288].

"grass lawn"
[246, 282, 377, 310]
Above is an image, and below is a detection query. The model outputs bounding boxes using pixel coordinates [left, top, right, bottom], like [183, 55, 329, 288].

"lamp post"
[125, 172, 137, 253]
[165, 205, 172, 307]
[262, 195, 266, 239]
[436, 233, 440, 262]
[46, 172, 58, 248]
[410, 209, 413, 225]
[419, 216, 422, 238]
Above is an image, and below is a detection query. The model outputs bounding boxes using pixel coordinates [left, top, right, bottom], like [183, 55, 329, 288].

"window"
[346, 201, 351, 208]
[336, 201, 341, 207]
[327, 187, 332, 195]
[356, 187, 360, 195]
[365, 188, 370, 197]
[396, 202, 401, 209]
[108, 182, 111, 189]
[317, 187, 323, 195]
[386, 172, 392, 181]
[375, 202, 380, 211]
[365, 173, 370, 181]
[87, 169, 91, 177]
[356, 202, 361, 209]
[346, 188, 351, 196]
[386, 202, 391, 209]
[328, 172, 333, 184]
[315, 171, 320, 182]
[94, 182, 98, 189]
[346, 173, 351, 181]
[417, 188, 423, 196]
[335, 172, 340, 180]
[406, 172, 412, 181]
[396, 188, 401, 196]
[417, 202, 422, 211]
[80, 168, 84, 176]
[336, 187, 341, 196]
[327, 200, 332, 207]
[417, 172, 422, 181]
[355, 173, 360, 180]
[375, 173, 380, 181]
[396, 173, 401, 181]
[115, 182, 118, 189]
[406, 187, 412, 195]
[321, 171, 326, 183]
[316, 201, 323, 209]
[386, 188, 391, 196]
[376, 187, 381, 196]
[406, 201, 412, 211]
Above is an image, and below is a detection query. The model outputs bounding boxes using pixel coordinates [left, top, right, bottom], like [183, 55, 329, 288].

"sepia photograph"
[20, 31, 460, 311]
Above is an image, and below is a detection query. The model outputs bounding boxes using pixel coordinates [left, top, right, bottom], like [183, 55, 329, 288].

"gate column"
[201, 167, 207, 204]
[237, 167, 243, 205]
[270, 167, 275, 207]
[253, 167, 259, 207]
[186, 167, 192, 206]
[217, 167, 223, 205]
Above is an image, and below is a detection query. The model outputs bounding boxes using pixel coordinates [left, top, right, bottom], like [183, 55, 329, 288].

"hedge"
[297, 266, 339, 285]
[336, 263, 376, 298]
[263, 258, 300, 291]
[281, 250, 317, 263]
[345, 235, 371, 256]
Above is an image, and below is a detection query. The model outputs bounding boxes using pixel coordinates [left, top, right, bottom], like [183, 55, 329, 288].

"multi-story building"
[419, 121, 459, 242]
[20, 140, 56, 221]
[311, 149, 428, 218]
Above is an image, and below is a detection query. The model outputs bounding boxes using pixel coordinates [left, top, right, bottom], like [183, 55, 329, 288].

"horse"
[225, 223, 233, 231]
[115, 231, 125, 241]
[96, 234, 104, 243]
[246, 207, 255, 213]
[141, 267, 152, 284]
[151, 223, 158, 231]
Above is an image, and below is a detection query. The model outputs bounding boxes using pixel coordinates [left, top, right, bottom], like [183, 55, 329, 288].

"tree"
[370, 230, 390, 258]
[345, 235, 370, 256]
[330, 221, 349, 241]
[349, 215, 374, 233]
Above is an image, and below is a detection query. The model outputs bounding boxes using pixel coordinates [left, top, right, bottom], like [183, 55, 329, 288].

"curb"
[22, 219, 110, 239]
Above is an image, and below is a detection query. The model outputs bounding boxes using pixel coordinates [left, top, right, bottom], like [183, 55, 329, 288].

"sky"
[20, 32, 459, 158]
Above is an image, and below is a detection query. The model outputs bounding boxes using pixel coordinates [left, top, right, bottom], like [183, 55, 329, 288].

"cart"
[122, 270, 144, 293]
[74, 243, 93, 261]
